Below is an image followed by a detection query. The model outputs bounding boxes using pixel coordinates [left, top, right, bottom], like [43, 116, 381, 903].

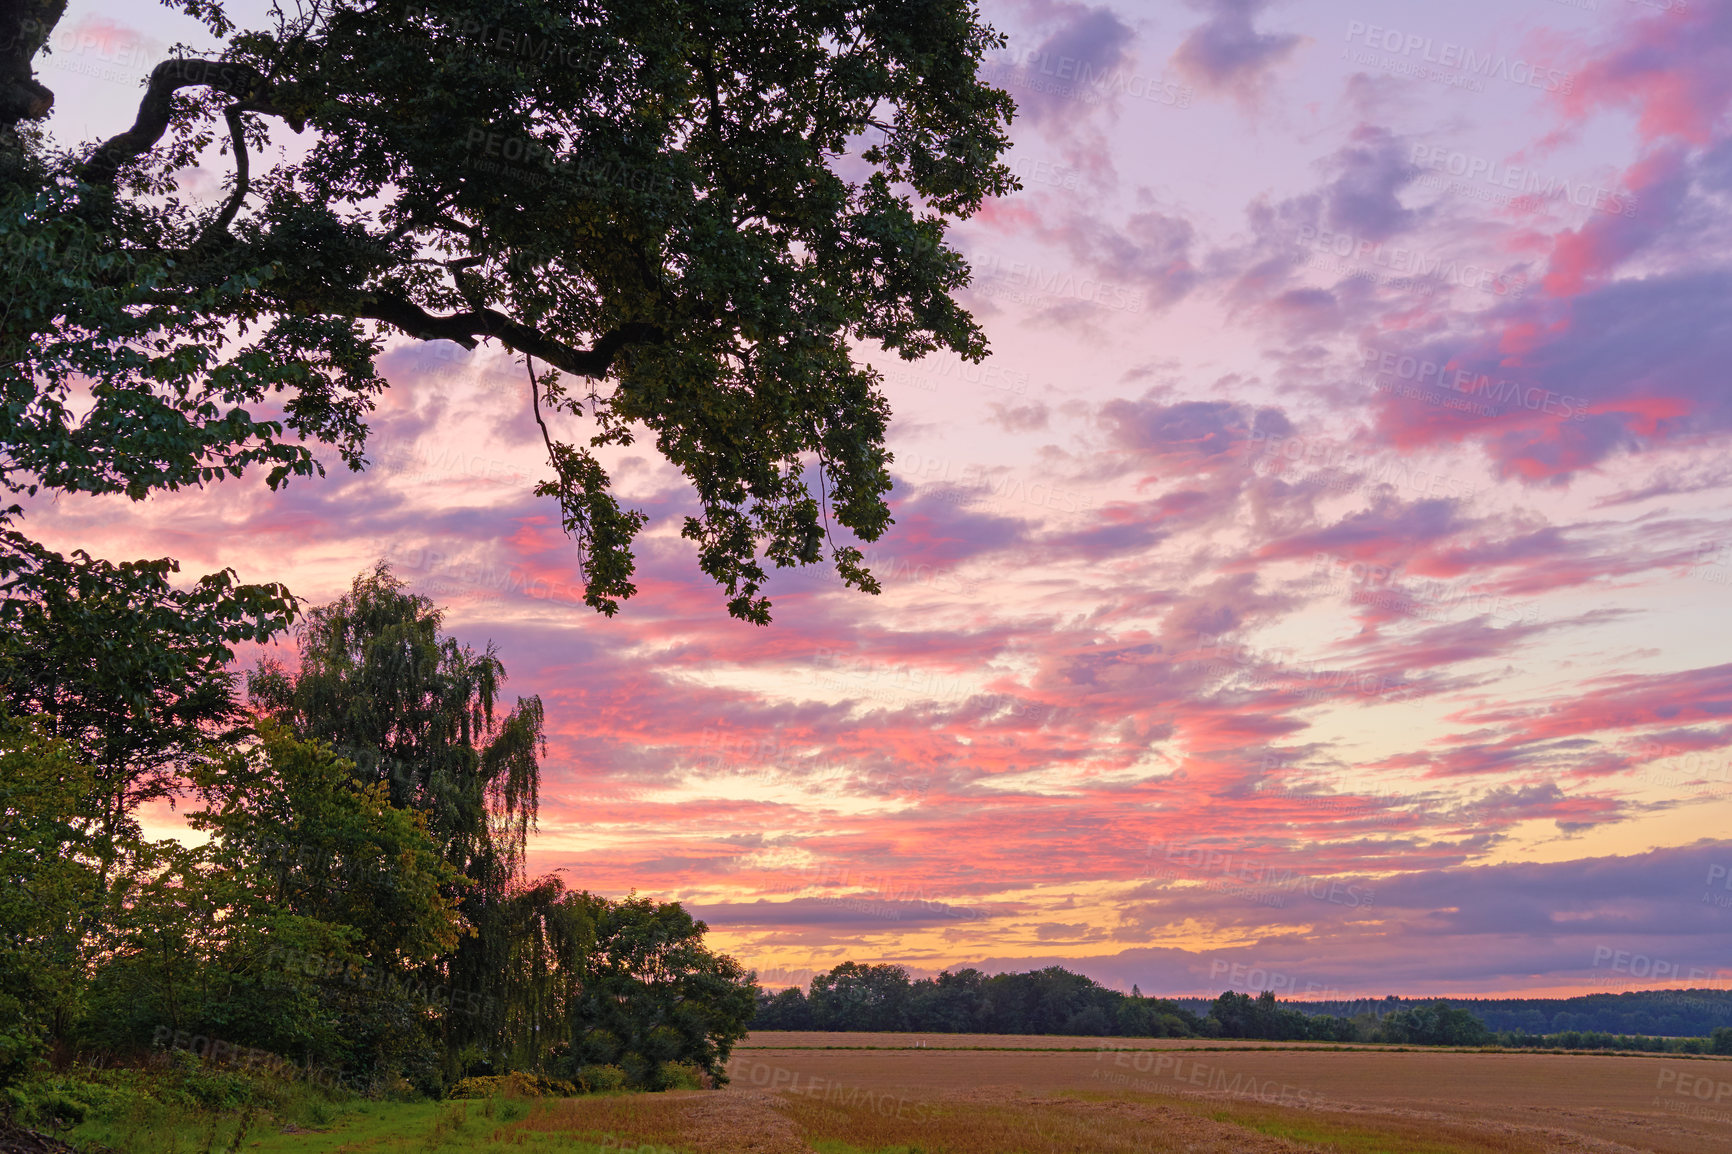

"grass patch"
[1192, 1100, 1553, 1154]
[67, 1097, 632, 1154]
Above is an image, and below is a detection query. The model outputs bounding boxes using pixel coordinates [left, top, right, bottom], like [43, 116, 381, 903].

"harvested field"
[716, 1033, 1732, 1153]
[114, 1038, 1732, 1153]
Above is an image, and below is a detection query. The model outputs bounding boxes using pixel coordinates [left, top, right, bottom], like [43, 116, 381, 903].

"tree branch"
[0, 0, 65, 128]
[77, 58, 302, 187]
[194, 105, 250, 248]
[335, 290, 662, 380]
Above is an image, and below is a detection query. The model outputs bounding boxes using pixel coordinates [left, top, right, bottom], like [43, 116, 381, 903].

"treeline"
[1200, 990, 1732, 1039]
[751, 964, 1201, 1037]
[2, 566, 757, 1115]
[753, 967, 1732, 1053]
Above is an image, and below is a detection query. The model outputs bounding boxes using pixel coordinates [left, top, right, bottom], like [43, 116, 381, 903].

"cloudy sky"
[30, 0, 1732, 999]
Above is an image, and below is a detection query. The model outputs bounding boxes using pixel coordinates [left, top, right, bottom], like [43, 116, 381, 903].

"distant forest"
[753, 964, 1732, 1052]
[1179, 989, 1732, 1038]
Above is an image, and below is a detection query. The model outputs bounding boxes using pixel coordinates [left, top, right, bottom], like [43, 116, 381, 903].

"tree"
[750, 986, 814, 1030]
[79, 721, 466, 1088]
[0, 544, 292, 847]
[248, 563, 547, 1076]
[1, 0, 1017, 626]
[566, 892, 756, 1089]
[1373, 1001, 1491, 1047]
[808, 962, 910, 1031]
[0, 715, 106, 1090]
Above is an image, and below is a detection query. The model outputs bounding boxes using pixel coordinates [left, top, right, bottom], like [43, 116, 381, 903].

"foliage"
[0, 716, 106, 1091]
[1206, 991, 1359, 1043]
[565, 893, 756, 1089]
[1371, 1001, 1492, 1046]
[1, 0, 1017, 624]
[78, 721, 464, 1090]
[1492, 1028, 1726, 1053]
[751, 987, 815, 1030]
[9, 1059, 358, 1151]
[758, 964, 1201, 1037]
[572, 1064, 627, 1093]
[0, 540, 291, 844]
[249, 563, 542, 860]
[249, 564, 551, 1080]
[448, 1072, 576, 1099]
[808, 962, 913, 1032]
[1270, 989, 1732, 1037]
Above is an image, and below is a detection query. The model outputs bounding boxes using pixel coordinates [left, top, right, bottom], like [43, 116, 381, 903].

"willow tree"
[249, 563, 547, 1076]
[1, 0, 1017, 635]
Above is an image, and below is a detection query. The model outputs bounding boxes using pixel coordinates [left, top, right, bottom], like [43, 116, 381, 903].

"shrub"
[658, 1062, 706, 1090]
[574, 1065, 627, 1093]
[447, 1071, 575, 1099]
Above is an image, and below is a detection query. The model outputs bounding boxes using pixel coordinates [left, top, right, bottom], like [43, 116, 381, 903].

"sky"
[25, 0, 1732, 1000]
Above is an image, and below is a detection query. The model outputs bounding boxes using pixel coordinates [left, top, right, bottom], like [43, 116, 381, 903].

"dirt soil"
[724, 1035, 1732, 1153]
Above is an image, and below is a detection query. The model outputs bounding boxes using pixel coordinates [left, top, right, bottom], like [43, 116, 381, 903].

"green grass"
[810, 1142, 930, 1154]
[1211, 1110, 1466, 1154]
[68, 1097, 620, 1154]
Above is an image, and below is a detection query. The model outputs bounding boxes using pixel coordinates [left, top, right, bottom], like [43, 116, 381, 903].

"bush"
[574, 1065, 627, 1093]
[658, 1062, 706, 1090]
[448, 1071, 575, 1099]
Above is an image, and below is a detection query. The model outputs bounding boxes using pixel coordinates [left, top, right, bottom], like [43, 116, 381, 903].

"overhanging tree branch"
[336, 292, 663, 380]
[194, 105, 250, 249]
[77, 58, 302, 187]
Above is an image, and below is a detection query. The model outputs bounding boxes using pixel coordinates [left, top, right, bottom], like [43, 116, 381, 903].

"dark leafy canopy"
[0, 716, 107, 1090]
[0, 537, 292, 843]
[78, 721, 466, 1088]
[249, 562, 543, 873]
[763, 963, 1201, 1037]
[567, 893, 756, 1088]
[0, 0, 1017, 624]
